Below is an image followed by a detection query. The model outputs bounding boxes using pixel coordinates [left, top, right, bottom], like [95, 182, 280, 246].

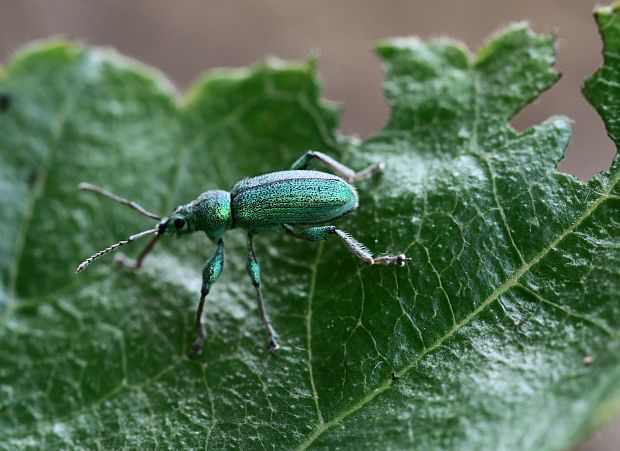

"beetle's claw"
[188, 338, 204, 357]
[396, 254, 411, 267]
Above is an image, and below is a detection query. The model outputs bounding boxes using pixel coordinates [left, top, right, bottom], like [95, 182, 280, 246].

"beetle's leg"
[246, 233, 280, 353]
[284, 225, 410, 267]
[290, 150, 385, 182]
[189, 238, 225, 356]
[114, 235, 160, 270]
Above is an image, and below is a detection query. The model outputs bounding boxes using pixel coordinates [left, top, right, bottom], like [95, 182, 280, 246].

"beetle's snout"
[157, 221, 168, 235]
[157, 217, 176, 236]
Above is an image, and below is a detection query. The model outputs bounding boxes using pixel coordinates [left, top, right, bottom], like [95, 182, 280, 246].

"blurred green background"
[0, 1, 616, 449]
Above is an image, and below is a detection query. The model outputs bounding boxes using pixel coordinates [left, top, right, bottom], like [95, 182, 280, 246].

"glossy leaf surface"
[1, 5, 619, 450]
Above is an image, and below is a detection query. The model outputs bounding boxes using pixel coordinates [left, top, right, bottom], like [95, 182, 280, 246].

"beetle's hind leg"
[189, 239, 225, 356]
[246, 233, 280, 353]
[284, 225, 410, 266]
[290, 150, 384, 182]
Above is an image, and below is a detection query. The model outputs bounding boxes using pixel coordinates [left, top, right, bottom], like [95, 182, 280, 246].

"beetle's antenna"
[79, 182, 162, 220]
[76, 228, 158, 273]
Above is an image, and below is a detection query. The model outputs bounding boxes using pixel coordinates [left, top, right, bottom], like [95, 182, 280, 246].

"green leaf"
[1, 3, 619, 449]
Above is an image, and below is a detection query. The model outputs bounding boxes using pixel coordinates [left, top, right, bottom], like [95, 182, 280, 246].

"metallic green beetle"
[76, 151, 410, 355]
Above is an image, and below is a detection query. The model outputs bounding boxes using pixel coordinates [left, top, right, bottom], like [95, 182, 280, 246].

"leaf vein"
[306, 242, 325, 426]
[516, 283, 614, 336]
[471, 151, 527, 265]
[297, 164, 620, 450]
[7, 74, 86, 295]
[4, 358, 183, 440]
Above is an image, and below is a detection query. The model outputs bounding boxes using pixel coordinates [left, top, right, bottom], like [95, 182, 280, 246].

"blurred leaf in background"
[0, 3, 619, 450]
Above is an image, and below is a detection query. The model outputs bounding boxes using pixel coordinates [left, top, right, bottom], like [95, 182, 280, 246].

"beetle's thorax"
[191, 190, 233, 240]
[158, 190, 232, 241]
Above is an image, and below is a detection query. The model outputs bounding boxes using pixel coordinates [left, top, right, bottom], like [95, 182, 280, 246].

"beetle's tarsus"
[268, 337, 280, 354]
[291, 150, 385, 182]
[352, 160, 385, 181]
[188, 337, 204, 356]
[189, 317, 206, 357]
[285, 225, 409, 268]
[396, 254, 411, 267]
[373, 254, 411, 266]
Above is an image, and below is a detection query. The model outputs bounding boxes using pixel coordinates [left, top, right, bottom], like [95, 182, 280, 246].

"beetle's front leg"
[290, 150, 385, 182]
[246, 233, 280, 353]
[189, 238, 224, 356]
[114, 235, 161, 270]
[284, 225, 410, 267]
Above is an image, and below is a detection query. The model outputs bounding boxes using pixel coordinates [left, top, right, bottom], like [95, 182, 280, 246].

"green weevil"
[76, 151, 410, 355]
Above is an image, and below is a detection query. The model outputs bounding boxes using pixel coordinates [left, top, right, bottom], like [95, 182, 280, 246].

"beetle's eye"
[174, 218, 185, 230]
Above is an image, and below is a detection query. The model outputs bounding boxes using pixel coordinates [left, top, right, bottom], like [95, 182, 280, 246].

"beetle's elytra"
[76, 150, 410, 355]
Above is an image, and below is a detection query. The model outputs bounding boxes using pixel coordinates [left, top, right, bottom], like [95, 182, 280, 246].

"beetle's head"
[157, 205, 192, 236]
